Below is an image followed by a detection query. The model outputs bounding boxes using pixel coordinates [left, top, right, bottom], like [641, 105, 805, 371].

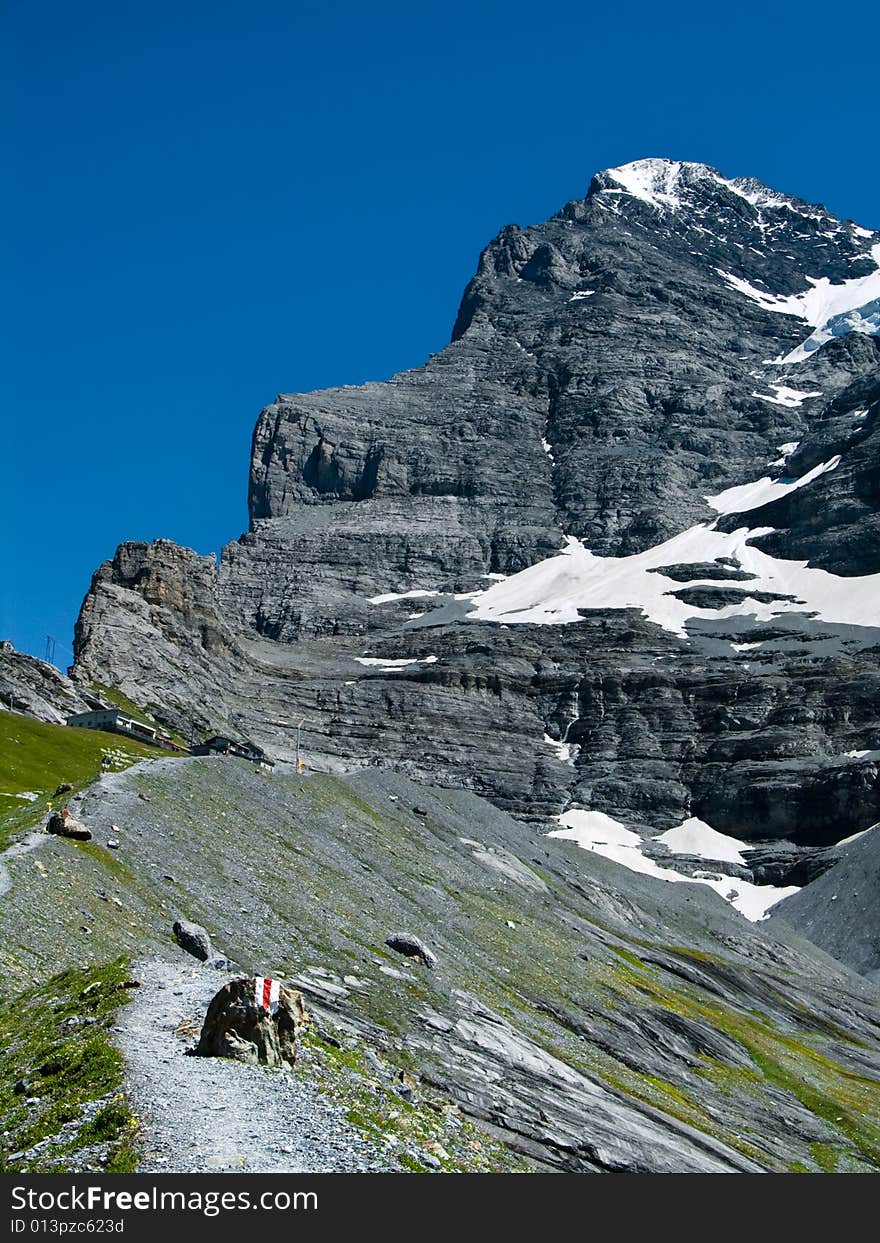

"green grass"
[0, 710, 168, 847]
[809, 1141, 841, 1173]
[0, 958, 140, 1173]
[602, 957, 880, 1169]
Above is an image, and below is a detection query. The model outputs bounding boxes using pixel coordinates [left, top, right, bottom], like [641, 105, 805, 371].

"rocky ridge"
[0, 647, 91, 724]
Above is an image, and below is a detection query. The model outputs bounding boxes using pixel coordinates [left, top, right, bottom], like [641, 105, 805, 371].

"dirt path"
[115, 956, 393, 1173]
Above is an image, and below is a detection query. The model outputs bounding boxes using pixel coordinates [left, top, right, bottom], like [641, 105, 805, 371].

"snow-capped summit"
[594, 156, 836, 219]
[583, 156, 880, 364]
[596, 157, 726, 209]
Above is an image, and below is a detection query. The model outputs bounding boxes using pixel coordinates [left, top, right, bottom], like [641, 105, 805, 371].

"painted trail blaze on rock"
[254, 975, 280, 1014]
[194, 976, 309, 1067]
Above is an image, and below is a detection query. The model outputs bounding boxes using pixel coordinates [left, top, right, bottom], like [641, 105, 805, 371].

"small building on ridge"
[66, 707, 158, 744]
[190, 735, 274, 771]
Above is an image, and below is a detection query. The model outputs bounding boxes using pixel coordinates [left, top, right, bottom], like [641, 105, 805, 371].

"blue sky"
[3, 0, 878, 662]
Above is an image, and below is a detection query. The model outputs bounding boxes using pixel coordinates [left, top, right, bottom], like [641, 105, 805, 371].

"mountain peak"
[591, 156, 812, 217]
[597, 157, 722, 208]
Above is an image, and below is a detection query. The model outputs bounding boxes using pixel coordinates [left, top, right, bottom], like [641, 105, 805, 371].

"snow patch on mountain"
[781, 296, 880, 364]
[718, 242, 880, 363]
[548, 808, 798, 920]
[603, 159, 691, 209]
[752, 384, 822, 408]
[705, 456, 841, 515]
[543, 734, 575, 765]
[653, 818, 747, 865]
[355, 655, 438, 669]
[368, 589, 441, 605]
[466, 507, 880, 638]
[770, 441, 800, 466]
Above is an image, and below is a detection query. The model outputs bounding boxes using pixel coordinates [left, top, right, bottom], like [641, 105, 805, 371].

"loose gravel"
[115, 956, 394, 1173]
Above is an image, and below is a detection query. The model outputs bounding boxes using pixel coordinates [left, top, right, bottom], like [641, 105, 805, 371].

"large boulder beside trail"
[172, 918, 212, 962]
[45, 807, 92, 841]
[194, 976, 309, 1067]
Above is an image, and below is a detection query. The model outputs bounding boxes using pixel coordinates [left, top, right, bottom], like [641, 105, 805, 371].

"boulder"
[194, 976, 309, 1066]
[385, 932, 437, 968]
[45, 807, 91, 841]
[172, 918, 212, 962]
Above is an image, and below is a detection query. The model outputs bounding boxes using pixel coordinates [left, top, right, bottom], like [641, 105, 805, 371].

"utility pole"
[271, 715, 307, 772]
[45, 635, 56, 664]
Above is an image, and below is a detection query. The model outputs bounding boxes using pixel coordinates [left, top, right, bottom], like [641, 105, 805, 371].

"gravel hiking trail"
[116, 956, 393, 1173]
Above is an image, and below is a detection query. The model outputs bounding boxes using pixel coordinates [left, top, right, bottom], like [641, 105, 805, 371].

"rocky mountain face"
[70, 159, 880, 915]
[0, 646, 91, 724]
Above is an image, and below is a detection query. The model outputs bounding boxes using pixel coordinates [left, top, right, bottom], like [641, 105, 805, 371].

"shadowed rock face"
[770, 825, 880, 979]
[70, 159, 880, 865]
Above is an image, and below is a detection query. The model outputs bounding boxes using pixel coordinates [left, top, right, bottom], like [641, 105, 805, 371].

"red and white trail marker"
[254, 976, 281, 1015]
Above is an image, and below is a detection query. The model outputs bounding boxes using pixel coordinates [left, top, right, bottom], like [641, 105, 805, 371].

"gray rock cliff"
[70, 158, 880, 899]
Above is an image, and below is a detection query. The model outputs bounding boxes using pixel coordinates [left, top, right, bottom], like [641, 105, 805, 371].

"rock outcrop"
[0, 647, 92, 724]
[194, 976, 309, 1066]
[173, 918, 212, 962]
[385, 933, 437, 968]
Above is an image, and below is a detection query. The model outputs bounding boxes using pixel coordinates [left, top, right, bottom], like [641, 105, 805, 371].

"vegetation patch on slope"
[0, 709, 168, 847]
[0, 958, 139, 1173]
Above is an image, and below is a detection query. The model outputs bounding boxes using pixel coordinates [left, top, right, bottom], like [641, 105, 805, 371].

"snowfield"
[465, 519, 880, 638]
[718, 241, 880, 364]
[355, 655, 438, 669]
[654, 817, 747, 865]
[705, 456, 841, 515]
[548, 808, 799, 921]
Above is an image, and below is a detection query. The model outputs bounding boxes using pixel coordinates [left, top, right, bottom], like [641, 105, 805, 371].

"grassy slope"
[0, 959, 139, 1173]
[0, 717, 171, 1171]
[0, 710, 168, 848]
[2, 749, 880, 1173]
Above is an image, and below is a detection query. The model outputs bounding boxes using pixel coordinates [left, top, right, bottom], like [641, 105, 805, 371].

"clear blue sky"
[3, 0, 878, 663]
